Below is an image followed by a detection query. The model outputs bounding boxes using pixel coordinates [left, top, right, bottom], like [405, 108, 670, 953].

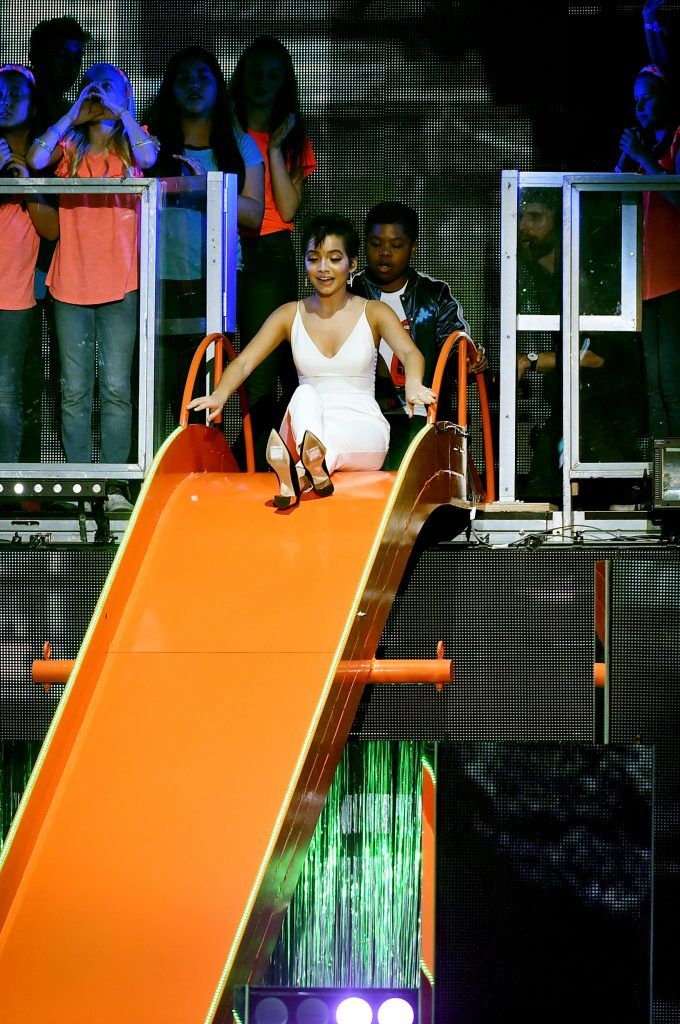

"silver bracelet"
[645, 20, 665, 33]
[131, 138, 155, 149]
[33, 136, 54, 152]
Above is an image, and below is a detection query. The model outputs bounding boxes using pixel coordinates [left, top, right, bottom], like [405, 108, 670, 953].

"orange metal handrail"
[427, 330, 495, 502]
[179, 332, 255, 473]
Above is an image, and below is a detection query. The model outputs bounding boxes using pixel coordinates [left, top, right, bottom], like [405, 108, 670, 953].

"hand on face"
[269, 112, 296, 150]
[69, 84, 107, 125]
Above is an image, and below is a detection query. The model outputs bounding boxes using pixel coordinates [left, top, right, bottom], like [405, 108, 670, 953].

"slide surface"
[0, 422, 466, 1023]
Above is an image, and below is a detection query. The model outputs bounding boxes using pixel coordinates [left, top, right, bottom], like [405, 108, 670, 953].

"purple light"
[377, 998, 415, 1024]
[336, 996, 373, 1024]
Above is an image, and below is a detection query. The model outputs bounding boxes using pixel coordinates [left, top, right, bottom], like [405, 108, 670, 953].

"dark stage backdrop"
[0, 1, 672, 410]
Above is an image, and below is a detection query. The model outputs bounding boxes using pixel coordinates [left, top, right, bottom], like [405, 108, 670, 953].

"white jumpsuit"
[281, 301, 390, 473]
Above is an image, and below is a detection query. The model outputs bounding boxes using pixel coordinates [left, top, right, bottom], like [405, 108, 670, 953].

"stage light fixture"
[235, 988, 417, 1024]
[377, 998, 414, 1024]
[336, 997, 372, 1024]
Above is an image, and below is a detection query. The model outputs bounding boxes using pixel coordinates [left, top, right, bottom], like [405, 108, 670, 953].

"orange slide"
[0, 420, 467, 1023]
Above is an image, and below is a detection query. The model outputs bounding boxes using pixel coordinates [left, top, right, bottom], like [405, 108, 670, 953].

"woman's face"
[243, 53, 286, 109]
[0, 74, 33, 131]
[84, 66, 129, 119]
[173, 57, 218, 118]
[634, 76, 668, 131]
[305, 234, 357, 296]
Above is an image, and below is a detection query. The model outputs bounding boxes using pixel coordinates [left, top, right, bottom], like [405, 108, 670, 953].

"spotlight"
[73, 484, 82, 494]
[34, 484, 43, 494]
[53, 484, 62, 493]
[337, 997, 372, 1024]
[13, 483, 24, 494]
[377, 999, 414, 1024]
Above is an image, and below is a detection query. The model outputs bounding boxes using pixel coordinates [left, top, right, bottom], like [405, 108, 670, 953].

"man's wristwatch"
[527, 352, 539, 371]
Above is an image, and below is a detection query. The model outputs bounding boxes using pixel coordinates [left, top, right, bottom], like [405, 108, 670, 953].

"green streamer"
[267, 740, 424, 988]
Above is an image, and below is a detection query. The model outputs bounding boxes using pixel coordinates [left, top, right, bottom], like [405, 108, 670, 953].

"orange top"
[242, 130, 316, 236]
[47, 144, 142, 305]
[642, 126, 680, 301]
[0, 198, 38, 310]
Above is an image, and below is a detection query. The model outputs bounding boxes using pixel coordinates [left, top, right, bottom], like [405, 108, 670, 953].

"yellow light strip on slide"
[204, 422, 432, 1023]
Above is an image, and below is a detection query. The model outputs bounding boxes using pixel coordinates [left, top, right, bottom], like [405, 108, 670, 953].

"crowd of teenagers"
[0, 2, 678, 512]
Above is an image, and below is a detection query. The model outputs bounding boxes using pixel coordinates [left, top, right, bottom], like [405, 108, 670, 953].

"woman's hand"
[172, 154, 205, 175]
[5, 154, 30, 178]
[269, 113, 296, 150]
[404, 382, 437, 417]
[619, 127, 651, 164]
[186, 393, 225, 422]
[0, 138, 12, 172]
[468, 345, 488, 373]
[68, 84, 105, 126]
[643, 0, 666, 20]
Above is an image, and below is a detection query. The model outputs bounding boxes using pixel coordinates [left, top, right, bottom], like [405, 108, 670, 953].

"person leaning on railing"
[27, 64, 158, 512]
[0, 65, 58, 463]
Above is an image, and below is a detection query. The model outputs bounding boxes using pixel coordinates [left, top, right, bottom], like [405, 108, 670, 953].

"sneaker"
[104, 492, 133, 515]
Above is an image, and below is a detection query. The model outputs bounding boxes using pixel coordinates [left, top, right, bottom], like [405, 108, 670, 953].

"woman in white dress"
[188, 214, 436, 508]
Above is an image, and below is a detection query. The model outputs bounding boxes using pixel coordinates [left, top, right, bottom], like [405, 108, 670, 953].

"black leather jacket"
[350, 267, 469, 387]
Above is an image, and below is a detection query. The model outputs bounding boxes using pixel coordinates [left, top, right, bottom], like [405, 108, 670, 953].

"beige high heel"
[301, 430, 334, 498]
[266, 428, 300, 509]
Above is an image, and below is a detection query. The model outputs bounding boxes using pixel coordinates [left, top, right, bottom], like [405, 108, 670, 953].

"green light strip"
[422, 756, 436, 786]
[204, 424, 432, 1021]
[419, 960, 435, 987]
[0, 427, 183, 874]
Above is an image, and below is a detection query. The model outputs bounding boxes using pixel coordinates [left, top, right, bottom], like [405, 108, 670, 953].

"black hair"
[29, 16, 92, 56]
[144, 47, 245, 185]
[301, 214, 360, 261]
[364, 201, 419, 242]
[229, 35, 307, 170]
[0, 67, 41, 153]
[519, 188, 560, 217]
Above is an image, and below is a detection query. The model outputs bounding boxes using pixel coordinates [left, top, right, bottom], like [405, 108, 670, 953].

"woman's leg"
[0, 308, 34, 462]
[53, 299, 96, 463]
[95, 291, 139, 464]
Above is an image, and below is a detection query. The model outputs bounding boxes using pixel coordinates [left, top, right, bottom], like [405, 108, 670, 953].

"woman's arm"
[237, 161, 265, 231]
[187, 302, 295, 419]
[27, 86, 98, 170]
[643, 0, 671, 73]
[368, 300, 436, 416]
[1, 153, 60, 238]
[268, 115, 304, 223]
[119, 110, 160, 170]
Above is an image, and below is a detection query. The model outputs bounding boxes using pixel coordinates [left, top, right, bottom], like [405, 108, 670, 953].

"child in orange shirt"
[0, 65, 58, 461]
[28, 64, 157, 483]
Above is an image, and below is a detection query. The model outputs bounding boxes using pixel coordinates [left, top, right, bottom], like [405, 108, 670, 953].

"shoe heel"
[266, 429, 300, 509]
[301, 430, 334, 498]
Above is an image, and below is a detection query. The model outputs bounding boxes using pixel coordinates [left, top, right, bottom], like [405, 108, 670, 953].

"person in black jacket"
[351, 201, 484, 466]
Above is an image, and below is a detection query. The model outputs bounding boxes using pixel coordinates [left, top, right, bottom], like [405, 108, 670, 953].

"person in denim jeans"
[28, 64, 157, 488]
[0, 65, 58, 462]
